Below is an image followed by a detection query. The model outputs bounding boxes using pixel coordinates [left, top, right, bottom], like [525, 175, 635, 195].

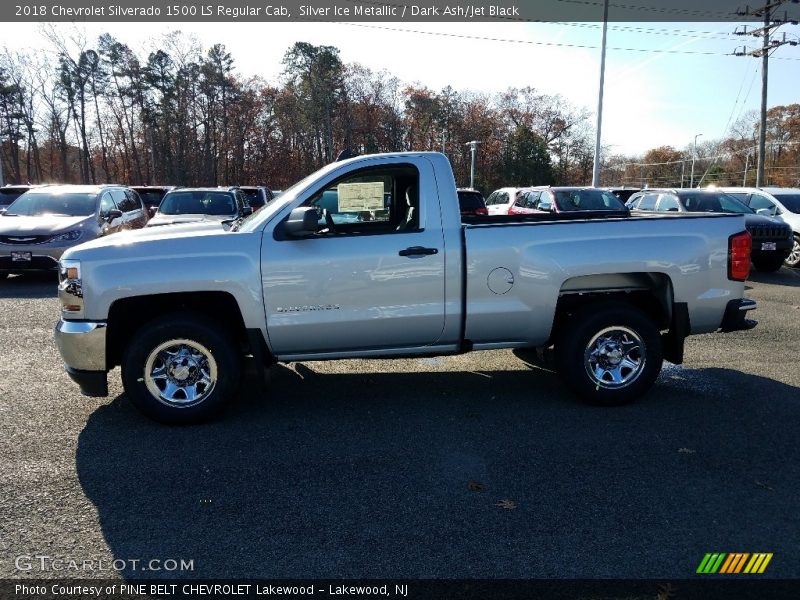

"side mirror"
[148, 206, 158, 218]
[755, 208, 773, 216]
[243, 206, 254, 216]
[284, 207, 319, 237]
[104, 209, 123, 222]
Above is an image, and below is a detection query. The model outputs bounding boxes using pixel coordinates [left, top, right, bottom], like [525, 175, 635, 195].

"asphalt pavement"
[1, 269, 798, 581]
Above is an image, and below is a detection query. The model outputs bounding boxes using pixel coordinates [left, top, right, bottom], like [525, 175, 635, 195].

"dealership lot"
[1, 269, 799, 580]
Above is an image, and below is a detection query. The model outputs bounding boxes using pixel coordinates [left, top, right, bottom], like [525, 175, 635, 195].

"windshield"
[680, 192, 754, 214]
[772, 193, 800, 214]
[238, 162, 345, 233]
[5, 192, 96, 217]
[553, 189, 626, 211]
[159, 191, 236, 216]
[0, 189, 28, 207]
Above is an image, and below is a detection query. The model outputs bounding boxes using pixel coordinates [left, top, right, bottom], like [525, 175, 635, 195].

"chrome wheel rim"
[786, 238, 800, 267]
[584, 326, 646, 389]
[144, 339, 218, 408]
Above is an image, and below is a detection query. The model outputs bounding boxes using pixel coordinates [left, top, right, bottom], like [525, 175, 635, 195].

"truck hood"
[146, 213, 235, 227]
[0, 214, 94, 235]
[62, 220, 228, 258]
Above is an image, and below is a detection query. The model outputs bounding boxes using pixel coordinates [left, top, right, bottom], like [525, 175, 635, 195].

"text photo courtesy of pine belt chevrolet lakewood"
[54, 152, 757, 425]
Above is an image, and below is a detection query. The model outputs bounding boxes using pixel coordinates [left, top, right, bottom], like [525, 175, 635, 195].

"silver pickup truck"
[55, 152, 757, 424]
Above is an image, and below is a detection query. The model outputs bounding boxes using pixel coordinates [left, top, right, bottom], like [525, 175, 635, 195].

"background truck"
[55, 152, 756, 424]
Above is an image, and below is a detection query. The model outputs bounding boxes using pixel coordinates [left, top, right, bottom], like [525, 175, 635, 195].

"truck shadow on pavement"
[747, 268, 800, 287]
[0, 273, 58, 298]
[75, 362, 800, 579]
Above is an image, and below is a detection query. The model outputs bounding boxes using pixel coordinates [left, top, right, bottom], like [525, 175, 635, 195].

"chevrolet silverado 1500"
[55, 152, 756, 424]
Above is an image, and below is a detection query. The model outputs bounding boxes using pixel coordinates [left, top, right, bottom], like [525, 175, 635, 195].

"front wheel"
[121, 315, 241, 424]
[784, 235, 800, 268]
[555, 304, 663, 406]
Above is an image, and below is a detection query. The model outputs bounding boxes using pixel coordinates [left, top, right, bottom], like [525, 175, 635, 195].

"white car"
[484, 187, 526, 216]
[717, 187, 800, 268]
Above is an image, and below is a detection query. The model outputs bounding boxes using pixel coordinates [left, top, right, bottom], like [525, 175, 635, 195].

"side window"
[112, 189, 135, 212]
[126, 189, 144, 211]
[537, 192, 553, 211]
[498, 192, 510, 206]
[637, 193, 659, 210]
[523, 191, 540, 208]
[513, 191, 527, 208]
[657, 195, 680, 212]
[305, 164, 419, 234]
[485, 191, 500, 206]
[235, 191, 246, 210]
[749, 194, 777, 215]
[99, 192, 117, 216]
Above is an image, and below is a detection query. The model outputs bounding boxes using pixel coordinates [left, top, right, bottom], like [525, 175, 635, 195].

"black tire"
[752, 256, 785, 272]
[121, 314, 242, 424]
[784, 235, 800, 269]
[555, 303, 663, 406]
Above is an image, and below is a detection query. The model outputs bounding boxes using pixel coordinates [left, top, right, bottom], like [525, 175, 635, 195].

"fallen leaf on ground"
[495, 499, 517, 510]
[468, 481, 483, 491]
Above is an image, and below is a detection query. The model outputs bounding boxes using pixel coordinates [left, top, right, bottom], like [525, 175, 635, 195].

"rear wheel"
[121, 315, 241, 424]
[752, 255, 785, 272]
[555, 304, 663, 406]
[784, 235, 800, 268]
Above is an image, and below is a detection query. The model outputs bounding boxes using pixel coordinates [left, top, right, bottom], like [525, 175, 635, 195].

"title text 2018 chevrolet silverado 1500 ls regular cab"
[54, 153, 757, 424]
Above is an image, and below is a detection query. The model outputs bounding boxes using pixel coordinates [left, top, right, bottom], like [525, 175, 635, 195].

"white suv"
[718, 187, 800, 268]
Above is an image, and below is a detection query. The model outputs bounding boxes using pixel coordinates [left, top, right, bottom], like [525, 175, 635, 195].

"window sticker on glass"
[338, 182, 385, 212]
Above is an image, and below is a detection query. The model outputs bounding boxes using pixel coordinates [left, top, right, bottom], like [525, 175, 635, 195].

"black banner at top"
[1, 0, 783, 23]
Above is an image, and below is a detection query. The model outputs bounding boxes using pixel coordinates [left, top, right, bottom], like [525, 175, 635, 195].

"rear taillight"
[728, 231, 752, 281]
[476, 207, 488, 215]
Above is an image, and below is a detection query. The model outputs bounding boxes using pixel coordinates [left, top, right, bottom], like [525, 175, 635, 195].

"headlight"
[51, 229, 83, 242]
[58, 259, 84, 316]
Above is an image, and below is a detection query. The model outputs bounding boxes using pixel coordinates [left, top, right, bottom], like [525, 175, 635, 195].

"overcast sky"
[4, 20, 800, 155]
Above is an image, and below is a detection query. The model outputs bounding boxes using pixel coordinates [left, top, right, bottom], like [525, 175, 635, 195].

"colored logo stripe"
[744, 553, 773, 574]
[697, 553, 772, 574]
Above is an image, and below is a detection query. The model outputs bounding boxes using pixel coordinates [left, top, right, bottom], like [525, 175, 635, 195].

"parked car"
[510, 187, 629, 215]
[237, 186, 274, 213]
[147, 187, 252, 227]
[55, 151, 756, 424]
[605, 187, 641, 204]
[715, 187, 800, 268]
[456, 188, 488, 216]
[0, 185, 35, 215]
[0, 184, 147, 278]
[484, 187, 526, 215]
[129, 185, 175, 218]
[627, 188, 792, 272]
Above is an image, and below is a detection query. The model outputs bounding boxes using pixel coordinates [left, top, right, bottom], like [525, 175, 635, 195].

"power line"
[337, 22, 800, 59]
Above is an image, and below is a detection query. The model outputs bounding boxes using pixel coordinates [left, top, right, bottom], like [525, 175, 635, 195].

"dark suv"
[627, 188, 793, 272]
[237, 186, 274, 213]
[456, 188, 488, 216]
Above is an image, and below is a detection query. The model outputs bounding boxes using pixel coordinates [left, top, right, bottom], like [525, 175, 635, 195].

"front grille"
[0, 235, 51, 245]
[747, 225, 791, 240]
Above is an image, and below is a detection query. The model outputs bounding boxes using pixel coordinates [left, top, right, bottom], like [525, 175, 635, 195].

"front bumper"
[0, 244, 68, 272]
[719, 298, 758, 332]
[54, 319, 109, 397]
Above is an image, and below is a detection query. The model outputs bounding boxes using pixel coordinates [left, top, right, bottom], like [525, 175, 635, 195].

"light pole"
[591, 0, 609, 187]
[465, 140, 480, 189]
[690, 133, 703, 188]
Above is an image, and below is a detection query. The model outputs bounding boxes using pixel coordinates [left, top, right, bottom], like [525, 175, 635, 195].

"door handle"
[399, 246, 439, 257]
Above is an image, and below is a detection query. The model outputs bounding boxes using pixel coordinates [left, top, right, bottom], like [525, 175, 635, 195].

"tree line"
[0, 30, 798, 194]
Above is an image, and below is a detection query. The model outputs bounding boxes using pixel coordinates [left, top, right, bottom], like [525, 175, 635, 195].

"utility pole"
[465, 140, 480, 189]
[690, 133, 703, 188]
[591, 0, 609, 187]
[734, 1, 799, 186]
